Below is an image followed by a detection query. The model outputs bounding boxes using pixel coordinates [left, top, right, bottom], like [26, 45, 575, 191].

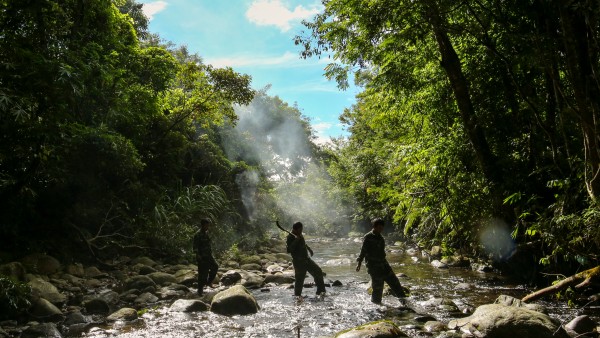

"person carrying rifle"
[286, 221, 326, 298]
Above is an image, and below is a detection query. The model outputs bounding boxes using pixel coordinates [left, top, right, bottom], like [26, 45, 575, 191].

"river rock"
[210, 285, 259, 316]
[264, 272, 295, 284]
[21, 254, 61, 275]
[124, 275, 156, 291]
[136, 264, 157, 275]
[173, 269, 196, 286]
[65, 263, 85, 277]
[84, 266, 107, 279]
[238, 270, 265, 289]
[169, 299, 209, 312]
[64, 311, 88, 325]
[133, 292, 159, 307]
[240, 255, 262, 265]
[147, 271, 177, 286]
[83, 298, 110, 315]
[423, 320, 446, 332]
[157, 284, 188, 300]
[130, 257, 157, 267]
[28, 298, 64, 322]
[62, 274, 84, 287]
[447, 303, 570, 338]
[240, 263, 262, 271]
[265, 263, 284, 273]
[565, 315, 597, 337]
[106, 308, 138, 321]
[0, 262, 26, 281]
[430, 246, 442, 258]
[421, 297, 459, 313]
[494, 295, 547, 313]
[335, 320, 407, 337]
[27, 278, 67, 305]
[430, 260, 449, 269]
[21, 323, 62, 338]
[274, 253, 292, 261]
[220, 271, 242, 286]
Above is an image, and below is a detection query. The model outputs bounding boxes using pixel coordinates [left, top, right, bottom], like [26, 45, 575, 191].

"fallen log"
[522, 265, 600, 303]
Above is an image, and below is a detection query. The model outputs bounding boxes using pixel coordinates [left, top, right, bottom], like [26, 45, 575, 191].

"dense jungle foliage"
[297, 0, 600, 280]
[1, 0, 599, 288]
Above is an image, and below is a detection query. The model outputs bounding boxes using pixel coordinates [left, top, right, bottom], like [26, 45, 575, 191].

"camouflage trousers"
[367, 261, 405, 303]
[197, 255, 218, 294]
[292, 257, 326, 296]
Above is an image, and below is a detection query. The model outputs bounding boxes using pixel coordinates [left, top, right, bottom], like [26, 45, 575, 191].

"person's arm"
[356, 236, 368, 271]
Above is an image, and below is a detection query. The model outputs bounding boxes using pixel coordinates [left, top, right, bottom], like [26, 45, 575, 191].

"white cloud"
[206, 51, 306, 68]
[246, 0, 320, 32]
[312, 121, 337, 145]
[141, 1, 168, 21]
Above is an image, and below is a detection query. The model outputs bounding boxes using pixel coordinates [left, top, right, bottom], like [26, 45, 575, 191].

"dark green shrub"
[0, 275, 31, 320]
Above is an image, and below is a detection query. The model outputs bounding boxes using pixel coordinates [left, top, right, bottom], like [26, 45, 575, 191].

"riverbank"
[1, 236, 598, 337]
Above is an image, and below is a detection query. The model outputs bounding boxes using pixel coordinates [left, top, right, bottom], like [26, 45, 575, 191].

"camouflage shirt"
[193, 229, 212, 260]
[286, 234, 309, 260]
[357, 230, 387, 265]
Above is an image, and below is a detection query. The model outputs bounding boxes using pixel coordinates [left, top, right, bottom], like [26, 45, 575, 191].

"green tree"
[298, 0, 600, 271]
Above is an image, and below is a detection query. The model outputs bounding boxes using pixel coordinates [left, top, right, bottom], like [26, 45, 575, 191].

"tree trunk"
[522, 265, 600, 302]
[423, 1, 507, 218]
[557, 1, 600, 202]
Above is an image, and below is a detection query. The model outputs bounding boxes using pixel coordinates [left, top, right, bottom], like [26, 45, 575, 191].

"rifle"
[274, 220, 314, 257]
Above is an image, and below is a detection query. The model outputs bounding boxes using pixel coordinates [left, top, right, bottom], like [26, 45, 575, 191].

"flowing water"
[84, 237, 599, 338]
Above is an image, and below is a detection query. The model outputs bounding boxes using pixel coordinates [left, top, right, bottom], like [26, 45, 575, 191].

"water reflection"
[85, 237, 598, 337]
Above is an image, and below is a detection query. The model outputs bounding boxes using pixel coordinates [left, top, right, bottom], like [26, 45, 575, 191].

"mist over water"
[220, 91, 353, 232]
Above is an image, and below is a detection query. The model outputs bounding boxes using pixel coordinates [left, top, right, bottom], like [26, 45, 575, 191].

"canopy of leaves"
[298, 0, 600, 275]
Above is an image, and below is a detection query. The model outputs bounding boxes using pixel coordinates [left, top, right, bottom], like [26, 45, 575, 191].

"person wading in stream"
[193, 218, 219, 295]
[286, 221, 326, 298]
[356, 218, 408, 304]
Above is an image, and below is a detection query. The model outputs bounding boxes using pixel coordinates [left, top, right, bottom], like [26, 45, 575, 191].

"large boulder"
[335, 320, 407, 338]
[210, 285, 259, 316]
[447, 304, 570, 338]
[28, 298, 64, 322]
[21, 254, 61, 275]
[27, 277, 67, 305]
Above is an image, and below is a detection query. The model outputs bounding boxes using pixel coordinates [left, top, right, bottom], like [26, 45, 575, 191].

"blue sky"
[139, 0, 359, 143]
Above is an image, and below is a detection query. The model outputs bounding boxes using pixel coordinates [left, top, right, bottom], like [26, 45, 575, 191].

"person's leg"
[206, 256, 219, 286]
[383, 263, 407, 298]
[306, 259, 326, 294]
[293, 261, 307, 296]
[369, 272, 385, 303]
[197, 261, 209, 294]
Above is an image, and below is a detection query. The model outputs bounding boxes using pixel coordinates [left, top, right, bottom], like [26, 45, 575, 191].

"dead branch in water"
[521, 265, 600, 302]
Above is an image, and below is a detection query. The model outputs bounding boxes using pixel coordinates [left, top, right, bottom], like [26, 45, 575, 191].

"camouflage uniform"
[193, 229, 218, 295]
[286, 234, 326, 296]
[357, 230, 406, 303]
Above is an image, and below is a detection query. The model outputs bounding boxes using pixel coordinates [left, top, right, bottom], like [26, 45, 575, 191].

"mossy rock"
[335, 320, 407, 337]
